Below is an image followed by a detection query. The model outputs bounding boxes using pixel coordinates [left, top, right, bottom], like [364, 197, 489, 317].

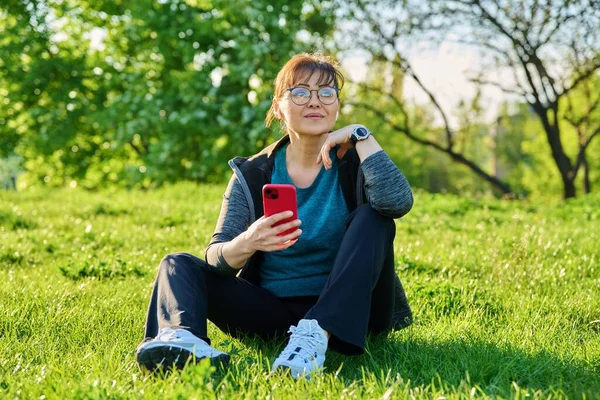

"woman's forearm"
[359, 145, 414, 219]
[205, 174, 255, 274]
[354, 134, 382, 162]
[206, 232, 256, 271]
[220, 233, 256, 269]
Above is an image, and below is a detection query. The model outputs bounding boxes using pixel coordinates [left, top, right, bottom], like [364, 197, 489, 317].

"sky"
[339, 36, 519, 129]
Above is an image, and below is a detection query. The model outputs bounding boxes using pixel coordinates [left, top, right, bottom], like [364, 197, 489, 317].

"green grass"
[1, 183, 598, 399]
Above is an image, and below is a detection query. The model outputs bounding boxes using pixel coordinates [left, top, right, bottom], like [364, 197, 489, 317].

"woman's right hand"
[241, 211, 302, 252]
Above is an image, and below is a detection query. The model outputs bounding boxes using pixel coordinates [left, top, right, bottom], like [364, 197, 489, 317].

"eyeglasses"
[285, 86, 340, 106]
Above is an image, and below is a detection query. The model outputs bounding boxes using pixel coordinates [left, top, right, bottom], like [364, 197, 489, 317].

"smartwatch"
[350, 126, 372, 146]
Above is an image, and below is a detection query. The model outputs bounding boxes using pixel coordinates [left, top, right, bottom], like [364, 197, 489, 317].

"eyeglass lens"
[290, 87, 337, 105]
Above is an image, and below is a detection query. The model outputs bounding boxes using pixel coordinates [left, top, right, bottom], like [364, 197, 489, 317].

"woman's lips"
[305, 115, 324, 120]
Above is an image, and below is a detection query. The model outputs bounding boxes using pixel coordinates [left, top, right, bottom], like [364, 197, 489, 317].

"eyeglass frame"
[284, 86, 341, 106]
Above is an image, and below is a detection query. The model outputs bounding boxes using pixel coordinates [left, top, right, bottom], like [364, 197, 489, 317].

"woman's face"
[276, 71, 340, 137]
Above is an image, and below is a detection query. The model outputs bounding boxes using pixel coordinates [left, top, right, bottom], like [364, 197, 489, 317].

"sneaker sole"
[272, 365, 312, 380]
[136, 344, 230, 372]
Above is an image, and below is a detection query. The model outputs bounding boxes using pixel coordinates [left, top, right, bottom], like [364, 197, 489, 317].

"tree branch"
[518, 55, 545, 109]
[354, 82, 408, 117]
[584, 126, 600, 151]
[470, 77, 527, 96]
[455, 38, 510, 58]
[463, 0, 556, 108]
[537, 6, 587, 47]
[564, 101, 585, 128]
[455, 35, 532, 97]
[377, 55, 456, 149]
[563, 56, 600, 96]
[529, 51, 559, 105]
[351, 1, 458, 150]
[564, 79, 600, 134]
[350, 100, 514, 195]
[468, 0, 527, 53]
[572, 125, 600, 181]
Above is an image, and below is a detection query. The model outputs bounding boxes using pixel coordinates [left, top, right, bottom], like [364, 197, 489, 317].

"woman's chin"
[292, 123, 335, 136]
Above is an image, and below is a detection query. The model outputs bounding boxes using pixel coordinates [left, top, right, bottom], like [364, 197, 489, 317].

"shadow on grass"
[324, 333, 599, 397]
[138, 330, 598, 397]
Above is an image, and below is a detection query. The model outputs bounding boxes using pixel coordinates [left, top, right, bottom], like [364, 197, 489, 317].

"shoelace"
[279, 324, 326, 363]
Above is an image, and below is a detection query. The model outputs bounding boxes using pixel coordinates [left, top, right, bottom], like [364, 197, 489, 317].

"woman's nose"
[307, 92, 321, 107]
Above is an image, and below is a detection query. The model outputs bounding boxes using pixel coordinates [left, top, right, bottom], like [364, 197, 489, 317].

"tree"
[563, 74, 600, 193]
[342, 57, 497, 195]
[0, 0, 335, 187]
[337, 0, 600, 198]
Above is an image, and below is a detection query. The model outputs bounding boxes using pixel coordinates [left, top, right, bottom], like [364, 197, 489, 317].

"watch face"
[356, 127, 368, 138]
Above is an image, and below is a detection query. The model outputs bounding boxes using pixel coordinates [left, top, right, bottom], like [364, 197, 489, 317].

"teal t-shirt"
[259, 143, 350, 297]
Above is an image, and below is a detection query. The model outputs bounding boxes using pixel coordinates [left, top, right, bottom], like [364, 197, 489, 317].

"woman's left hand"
[317, 124, 363, 170]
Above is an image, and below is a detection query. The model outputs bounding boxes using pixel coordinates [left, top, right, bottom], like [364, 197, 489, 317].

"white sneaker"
[136, 327, 229, 371]
[271, 319, 328, 379]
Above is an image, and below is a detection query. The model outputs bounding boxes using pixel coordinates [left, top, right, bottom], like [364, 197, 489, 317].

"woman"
[136, 53, 414, 379]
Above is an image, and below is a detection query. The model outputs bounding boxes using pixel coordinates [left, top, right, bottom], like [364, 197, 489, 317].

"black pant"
[144, 204, 397, 355]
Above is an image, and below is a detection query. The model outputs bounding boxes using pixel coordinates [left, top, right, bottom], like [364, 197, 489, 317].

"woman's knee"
[158, 252, 208, 277]
[349, 204, 395, 230]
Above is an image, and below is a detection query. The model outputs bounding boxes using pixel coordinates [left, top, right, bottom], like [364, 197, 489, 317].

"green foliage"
[343, 60, 496, 196]
[497, 84, 600, 200]
[0, 184, 598, 398]
[0, 209, 37, 230]
[335, 0, 600, 199]
[0, 0, 335, 188]
[59, 258, 146, 280]
[342, 55, 600, 199]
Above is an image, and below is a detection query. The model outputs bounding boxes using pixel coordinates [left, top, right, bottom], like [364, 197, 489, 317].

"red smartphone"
[262, 184, 298, 236]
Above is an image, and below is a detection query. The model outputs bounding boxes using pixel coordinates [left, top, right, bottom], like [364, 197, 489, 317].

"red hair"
[265, 53, 345, 128]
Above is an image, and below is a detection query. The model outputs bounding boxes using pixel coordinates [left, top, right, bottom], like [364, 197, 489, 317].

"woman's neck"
[286, 131, 328, 170]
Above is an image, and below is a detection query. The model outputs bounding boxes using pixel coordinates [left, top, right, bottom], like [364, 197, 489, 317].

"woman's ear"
[273, 102, 282, 120]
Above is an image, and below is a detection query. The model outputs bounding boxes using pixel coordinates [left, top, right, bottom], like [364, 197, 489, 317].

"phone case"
[262, 184, 298, 236]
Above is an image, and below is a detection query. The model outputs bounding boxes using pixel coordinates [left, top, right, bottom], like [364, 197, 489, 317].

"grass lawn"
[1, 183, 599, 399]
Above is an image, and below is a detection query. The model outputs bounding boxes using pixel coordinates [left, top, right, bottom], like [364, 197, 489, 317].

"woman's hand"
[316, 124, 364, 170]
[241, 211, 302, 252]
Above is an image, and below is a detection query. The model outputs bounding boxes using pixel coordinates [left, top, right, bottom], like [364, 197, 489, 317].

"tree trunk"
[533, 106, 576, 199]
[583, 155, 591, 194]
[562, 176, 576, 199]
